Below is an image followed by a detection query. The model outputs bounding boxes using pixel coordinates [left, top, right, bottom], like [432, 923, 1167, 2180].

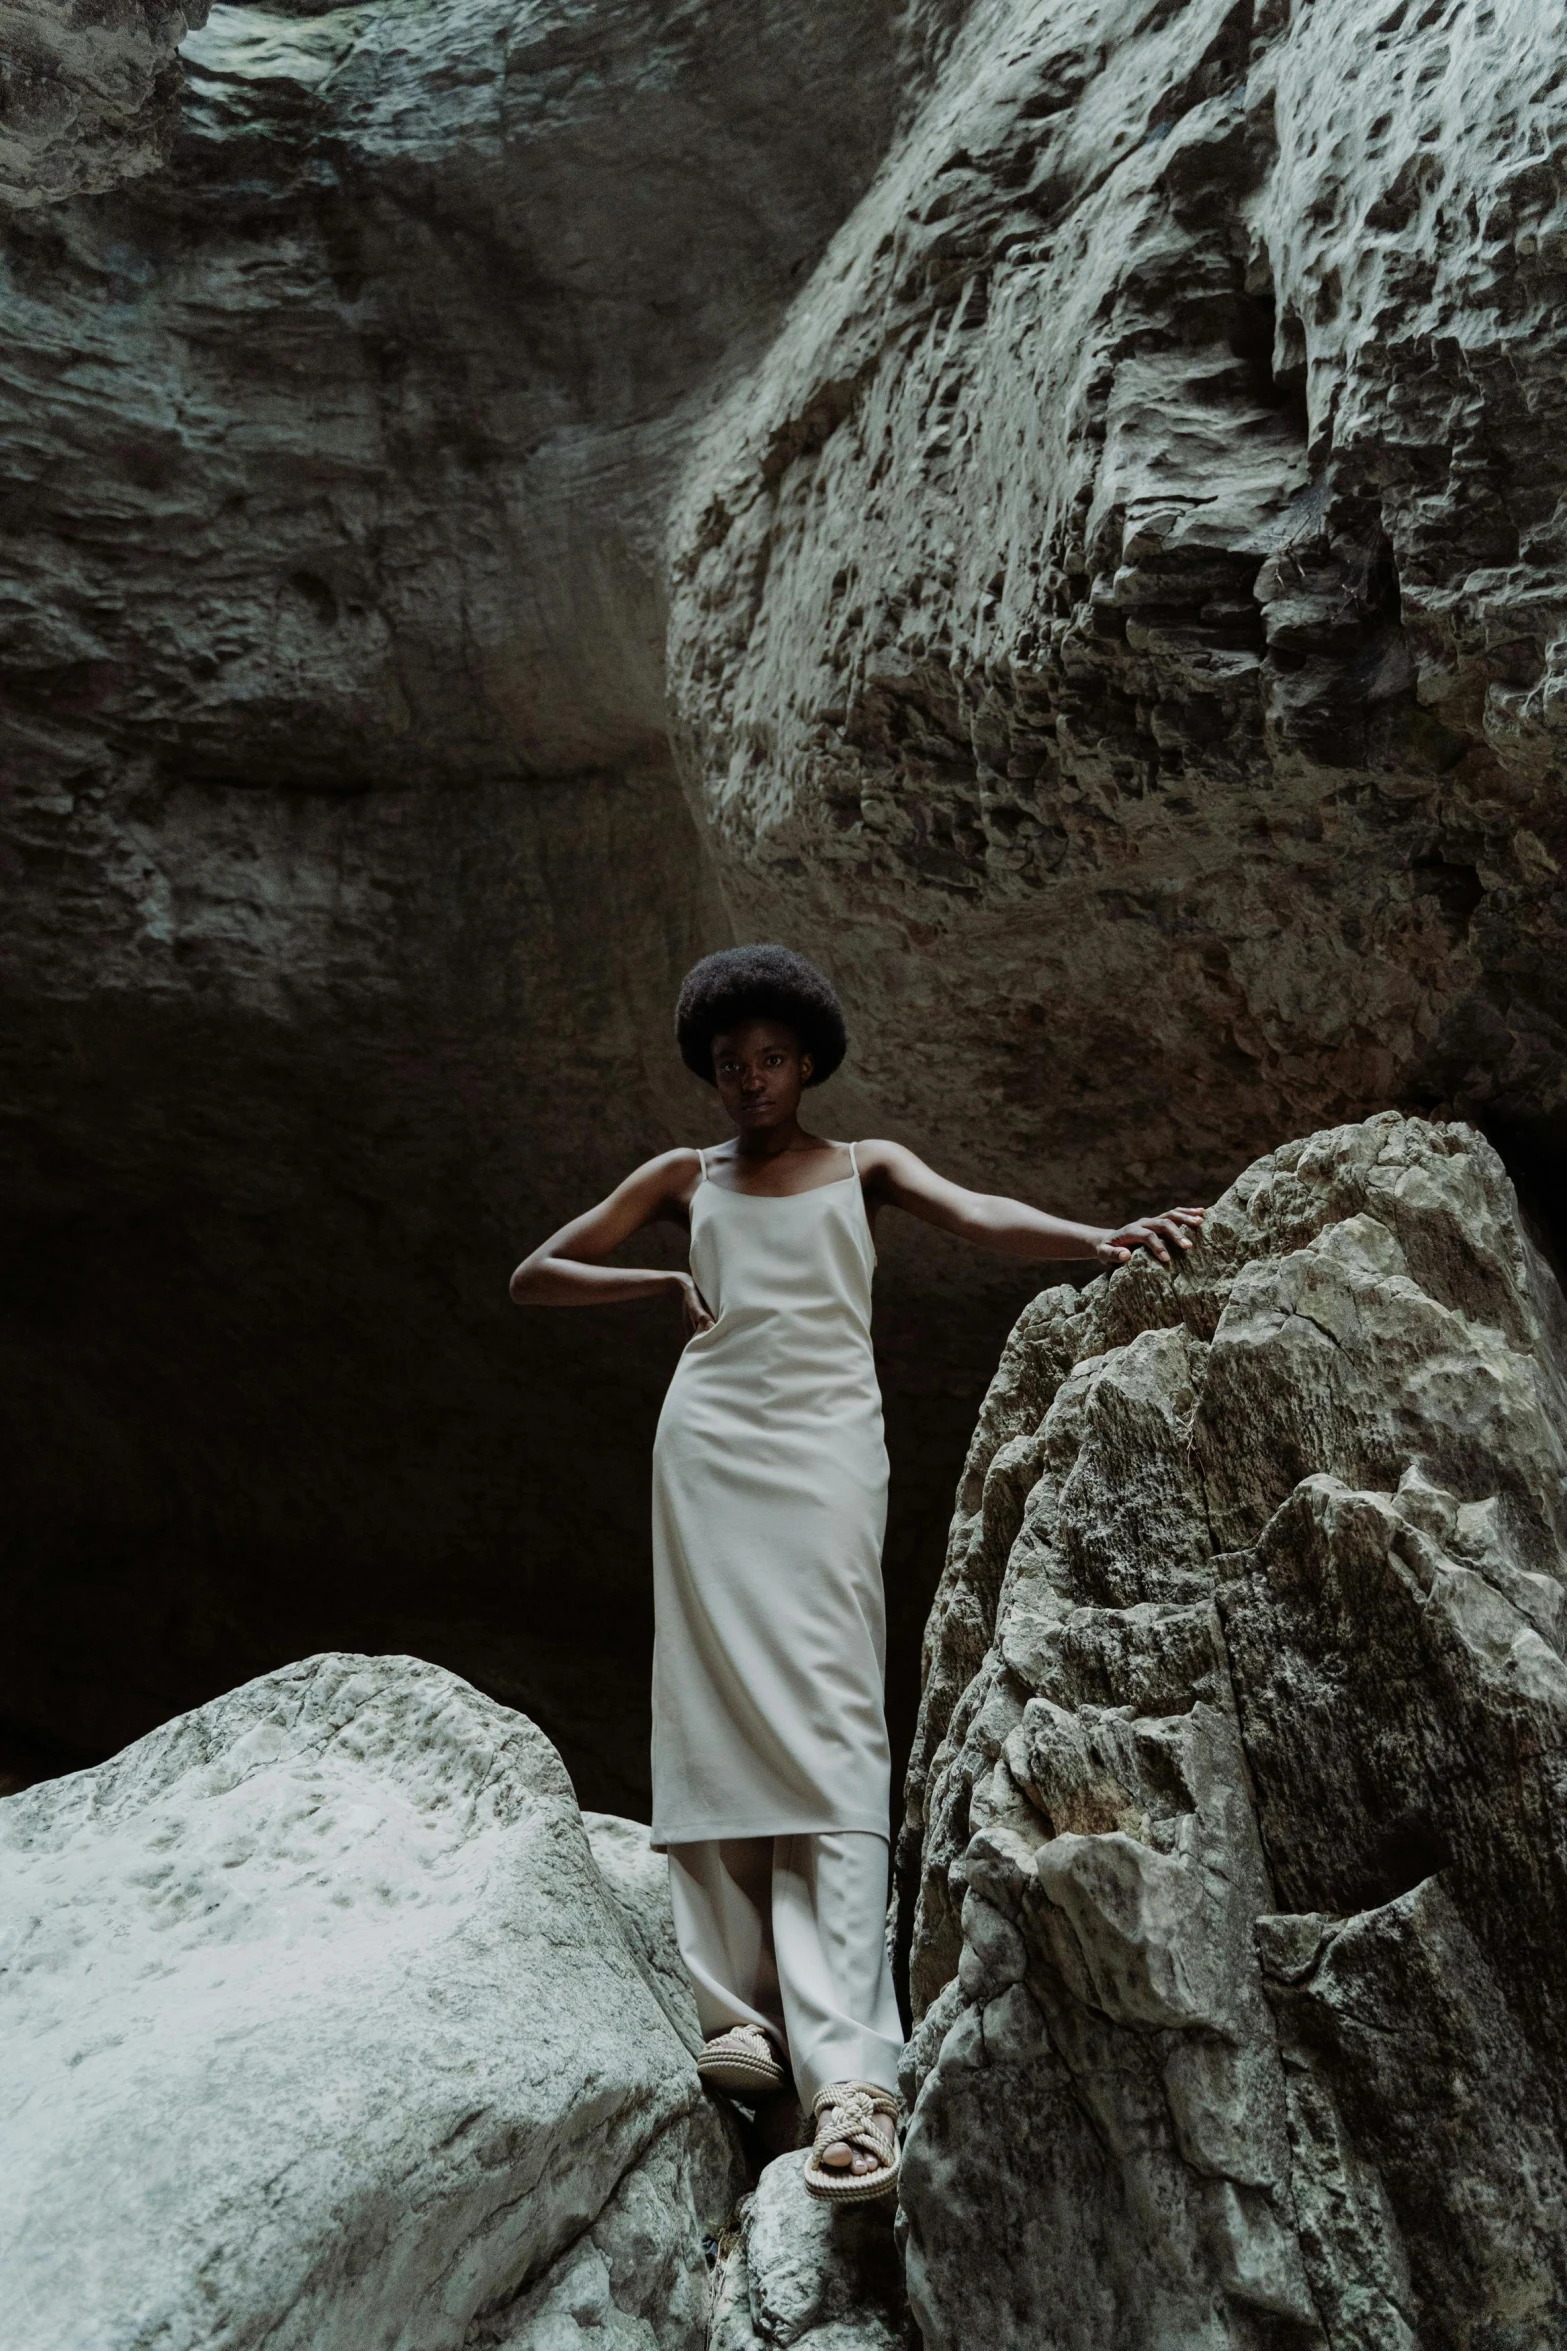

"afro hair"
[675, 945, 847, 1088]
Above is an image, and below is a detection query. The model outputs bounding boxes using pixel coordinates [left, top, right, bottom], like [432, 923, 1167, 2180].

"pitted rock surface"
[897, 1113, 1567, 2349]
[708, 2154, 914, 2351]
[0, 1653, 744, 2351]
[0, 0, 210, 207]
[670, 0, 1567, 1216]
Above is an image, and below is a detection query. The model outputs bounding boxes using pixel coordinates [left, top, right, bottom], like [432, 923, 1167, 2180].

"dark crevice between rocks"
[1228, 285, 1311, 447]
[1477, 1105, 1567, 1287]
[1350, 1816, 1453, 1914]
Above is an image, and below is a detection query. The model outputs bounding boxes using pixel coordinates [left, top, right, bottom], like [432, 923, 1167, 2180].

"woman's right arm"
[508, 1150, 713, 1332]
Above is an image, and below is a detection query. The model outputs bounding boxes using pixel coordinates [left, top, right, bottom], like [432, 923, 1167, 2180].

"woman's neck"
[730, 1121, 823, 1164]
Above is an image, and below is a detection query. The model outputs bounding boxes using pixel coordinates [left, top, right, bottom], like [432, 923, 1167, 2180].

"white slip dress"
[649, 1142, 892, 1850]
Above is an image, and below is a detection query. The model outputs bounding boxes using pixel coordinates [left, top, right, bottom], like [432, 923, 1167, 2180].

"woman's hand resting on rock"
[1095, 1206, 1206, 1268]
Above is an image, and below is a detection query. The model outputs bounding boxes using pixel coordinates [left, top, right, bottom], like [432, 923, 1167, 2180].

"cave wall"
[669, 0, 1567, 1214]
[4, 0, 1565, 1809]
[0, 0, 918, 1804]
[0, 0, 210, 208]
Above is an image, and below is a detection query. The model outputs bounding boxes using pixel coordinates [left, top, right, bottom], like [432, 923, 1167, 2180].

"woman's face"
[711, 1018, 813, 1132]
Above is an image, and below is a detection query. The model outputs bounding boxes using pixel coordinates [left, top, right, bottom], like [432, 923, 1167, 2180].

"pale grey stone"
[900, 1113, 1567, 2349]
[708, 2155, 913, 2351]
[583, 1810, 702, 2056]
[0, 1654, 744, 2351]
[670, 0, 1567, 1240]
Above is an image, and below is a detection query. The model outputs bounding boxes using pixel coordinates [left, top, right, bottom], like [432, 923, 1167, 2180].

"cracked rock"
[709, 2154, 914, 2351]
[898, 1112, 1567, 2349]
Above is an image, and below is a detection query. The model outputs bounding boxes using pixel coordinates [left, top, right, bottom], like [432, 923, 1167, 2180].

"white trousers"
[667, 1831, 904, 2111]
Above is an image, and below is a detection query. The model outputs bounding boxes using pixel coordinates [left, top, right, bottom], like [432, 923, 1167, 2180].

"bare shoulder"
[627, 1145, 705, 1199]
[850, 1137, 935, 1192]
[852, 1137, 926, 1173]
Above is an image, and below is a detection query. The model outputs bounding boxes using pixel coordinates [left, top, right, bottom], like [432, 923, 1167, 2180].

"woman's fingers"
[680, 1277, 715, 1336]
[1135, 1208, 1209, 1261]
[1103, 1205, 1208, 1271]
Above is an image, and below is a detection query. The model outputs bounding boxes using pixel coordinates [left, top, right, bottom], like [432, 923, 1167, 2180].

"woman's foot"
[802, 2081, 901, 2203]
[696, 2023, 787, 2096]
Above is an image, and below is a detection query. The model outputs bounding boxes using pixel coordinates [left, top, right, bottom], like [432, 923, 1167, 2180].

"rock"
[709, 2154, 914, 2351]
[669, 0, 1567, 1224]
[0, 0, 209, 208]
[898, 1112, 1567, 2349]
[0, 1652, 745, 2350]
[584, 1809, 702, 2056]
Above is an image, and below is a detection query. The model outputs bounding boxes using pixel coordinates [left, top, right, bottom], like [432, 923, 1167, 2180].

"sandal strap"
[810, 2082, 900, 2159]
[812, 2079, 899, 2118]
[710, 2024, 779, 2058]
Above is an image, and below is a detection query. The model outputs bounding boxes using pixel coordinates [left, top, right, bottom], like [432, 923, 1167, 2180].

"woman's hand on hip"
[679, 1276, 716, 1337]
[1095, 1206, 1206, 1268]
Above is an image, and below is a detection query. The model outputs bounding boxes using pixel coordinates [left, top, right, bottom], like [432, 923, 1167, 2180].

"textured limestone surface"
[0, 1652, 745, 2351]
[0, 0, 210, 208]
[709, 2153, 915, 2351]
[5, 0, 1566, 1821]
[584, 1807, 703, 2056]
[671, 0, 1567, 1216]
[896, 1113, 1567, 2348]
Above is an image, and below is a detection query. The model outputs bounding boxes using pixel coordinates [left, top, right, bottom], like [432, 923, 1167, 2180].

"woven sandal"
[802, 2081, 901, 2204]
[696, 2023, 787, 2096]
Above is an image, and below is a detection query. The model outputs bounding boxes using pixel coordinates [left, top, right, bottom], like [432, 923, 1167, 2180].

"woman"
[510, 945, 1203, 2203]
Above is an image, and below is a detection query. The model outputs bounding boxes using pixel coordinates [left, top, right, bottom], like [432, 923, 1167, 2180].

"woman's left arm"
[857, 1139, 1204, 1268]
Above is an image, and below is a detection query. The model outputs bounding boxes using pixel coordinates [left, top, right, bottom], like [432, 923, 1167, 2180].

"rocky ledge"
[0, 1652, 742, 2350]
[0, 1648, 910, 2350]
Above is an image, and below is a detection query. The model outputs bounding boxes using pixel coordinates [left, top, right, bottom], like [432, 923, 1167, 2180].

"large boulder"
[897, 1113, 1567, 2348]
[0, 1652, 744, 2349]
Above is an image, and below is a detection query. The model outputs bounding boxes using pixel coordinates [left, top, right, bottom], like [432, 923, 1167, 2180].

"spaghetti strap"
[697, 1148, 708, 1183]
[848, 1140, 858, 1177]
